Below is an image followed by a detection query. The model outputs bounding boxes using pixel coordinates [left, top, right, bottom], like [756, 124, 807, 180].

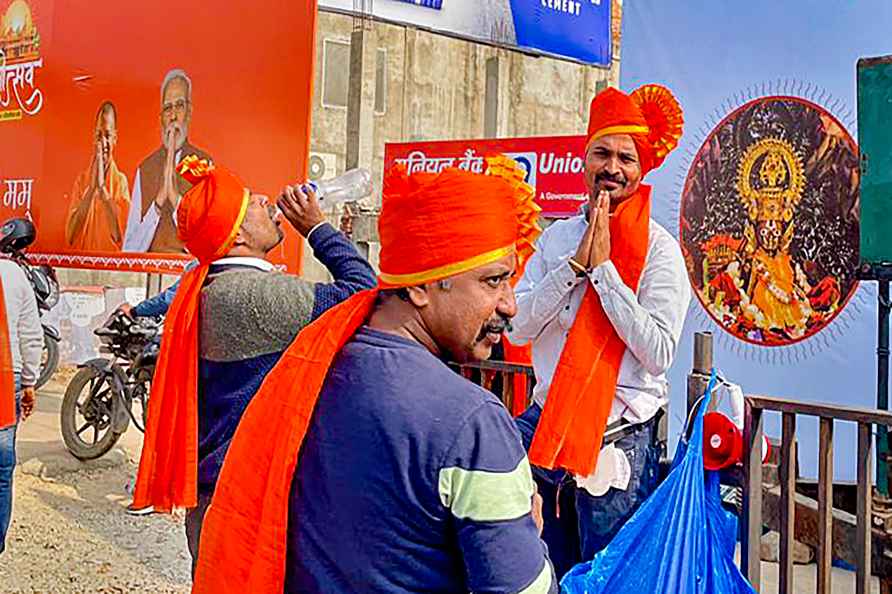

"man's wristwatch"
[568, 258, 589, 278]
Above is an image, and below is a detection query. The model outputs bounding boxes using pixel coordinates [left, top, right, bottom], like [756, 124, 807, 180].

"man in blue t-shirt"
[287, 322, 553, 593]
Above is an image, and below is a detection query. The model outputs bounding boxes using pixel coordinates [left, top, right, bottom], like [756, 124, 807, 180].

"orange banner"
[0, 0, 317, 273]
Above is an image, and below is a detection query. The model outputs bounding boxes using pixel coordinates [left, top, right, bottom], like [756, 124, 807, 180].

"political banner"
[621, 0, 892, 480]
[320, 0, 612, 66]
[384, 135, 589, 218]
[0, 0, 317, 273]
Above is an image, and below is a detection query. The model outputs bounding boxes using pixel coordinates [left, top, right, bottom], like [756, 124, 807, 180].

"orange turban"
[192, 157, 540, 593]
[586, 84, 683, 175]
[378, 157, 539, 286]
[131, 156, 250, 512]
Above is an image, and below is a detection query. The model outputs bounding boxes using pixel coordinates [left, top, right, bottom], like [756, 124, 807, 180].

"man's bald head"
[95, 101, 118, 167]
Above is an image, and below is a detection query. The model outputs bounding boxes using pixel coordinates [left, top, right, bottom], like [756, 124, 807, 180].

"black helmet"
[0, 218, 36, 253]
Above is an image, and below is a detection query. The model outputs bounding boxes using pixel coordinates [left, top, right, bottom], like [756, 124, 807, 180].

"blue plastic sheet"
[561, 374, 756, 594]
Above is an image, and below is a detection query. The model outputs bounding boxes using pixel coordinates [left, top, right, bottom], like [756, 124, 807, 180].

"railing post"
[525, 369, 535, 411]
[779, 412, 797, 594]
[743, 398, 764, 591]
[817, 417, 834, 594]
[877, 279, 890, 497]
[857, 421, 873, 594]
[503, 370, 515, 415]
[687, 332, 714, 434]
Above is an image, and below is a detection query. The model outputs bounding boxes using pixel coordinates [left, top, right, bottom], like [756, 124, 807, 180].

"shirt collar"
[210, 256, 274, 272]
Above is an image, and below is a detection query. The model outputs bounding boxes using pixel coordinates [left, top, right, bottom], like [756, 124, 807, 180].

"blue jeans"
[515, 404, 661, 579]
[0, 375, 21, 555]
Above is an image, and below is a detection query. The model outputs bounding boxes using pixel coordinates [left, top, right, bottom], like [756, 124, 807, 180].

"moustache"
[595, 172, 626, 186]
[476, 316, 513, 341]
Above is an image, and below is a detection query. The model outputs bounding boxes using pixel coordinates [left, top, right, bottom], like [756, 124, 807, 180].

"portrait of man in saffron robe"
[65, 101, 131, 252]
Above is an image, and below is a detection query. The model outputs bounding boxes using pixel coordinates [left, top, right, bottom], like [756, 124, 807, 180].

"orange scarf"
[0, 281, 15, 430]
[130, 266, 207, 511]
[502, 339, 533, 416]
[528, 186, 651, 477]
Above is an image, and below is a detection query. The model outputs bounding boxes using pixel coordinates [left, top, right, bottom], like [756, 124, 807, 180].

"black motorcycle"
[61, 310, 161, 460]
[0, 218, 61, 388]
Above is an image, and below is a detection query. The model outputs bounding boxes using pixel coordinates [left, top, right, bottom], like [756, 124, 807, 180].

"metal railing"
[742, 395, 892, 594]
[453, 360, 535, 415]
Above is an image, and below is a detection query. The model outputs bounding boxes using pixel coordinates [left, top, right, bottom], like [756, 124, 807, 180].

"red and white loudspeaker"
[702, 382, 771, 471]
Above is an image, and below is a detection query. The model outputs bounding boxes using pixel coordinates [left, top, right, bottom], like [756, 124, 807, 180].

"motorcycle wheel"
[61, 366, 125, 460]
[36, 333, 59, 389]
[130, 379, 150, 433]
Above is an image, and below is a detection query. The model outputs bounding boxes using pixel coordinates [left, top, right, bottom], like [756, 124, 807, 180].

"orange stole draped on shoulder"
[503, 258, 534, 417]
[0, 282, 15, 430]
[130, 266, 207, 511]
[193, 289, 379, 594]
[503, 339, 533, 417]
[528, 186, 651, 477]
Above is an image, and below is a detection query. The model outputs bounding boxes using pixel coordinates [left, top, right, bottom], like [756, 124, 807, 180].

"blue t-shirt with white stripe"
[286, 327, 555, 594]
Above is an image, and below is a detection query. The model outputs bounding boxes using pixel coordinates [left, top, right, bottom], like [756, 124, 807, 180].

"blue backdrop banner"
[620, 0, 892, 481]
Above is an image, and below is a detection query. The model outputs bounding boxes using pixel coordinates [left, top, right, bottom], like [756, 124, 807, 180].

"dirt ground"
[0, 371, 191, 593]
[0, 467, 190, 593]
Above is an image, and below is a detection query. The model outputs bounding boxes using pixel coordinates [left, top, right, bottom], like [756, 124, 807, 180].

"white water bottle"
[302, 168, 372, 205]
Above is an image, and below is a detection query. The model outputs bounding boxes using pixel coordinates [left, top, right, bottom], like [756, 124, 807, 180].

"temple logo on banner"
[679, 93, 861, 351]
[0, 0, 44, 121]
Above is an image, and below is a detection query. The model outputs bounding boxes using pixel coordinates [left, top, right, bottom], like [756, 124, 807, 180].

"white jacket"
[0, 259, 43, 387]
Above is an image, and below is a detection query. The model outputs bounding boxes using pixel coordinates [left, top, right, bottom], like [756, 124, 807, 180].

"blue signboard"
[320, 0, 613, 66]
[392, 0, 443, 8]
[511, 0, 612, 66]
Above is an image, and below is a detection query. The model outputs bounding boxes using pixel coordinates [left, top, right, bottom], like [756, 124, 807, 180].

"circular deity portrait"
[680, 96, 860, 347]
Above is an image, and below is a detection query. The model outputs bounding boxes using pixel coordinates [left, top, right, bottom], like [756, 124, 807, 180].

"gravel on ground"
[0, 461, 191, 593]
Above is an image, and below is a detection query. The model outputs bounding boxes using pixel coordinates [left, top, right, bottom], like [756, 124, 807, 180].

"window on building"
[375, 48, 387, 115]
[322, 39, 350, 109]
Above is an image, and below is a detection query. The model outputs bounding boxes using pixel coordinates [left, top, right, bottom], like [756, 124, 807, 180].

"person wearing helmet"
[0, 218, 36, 255]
